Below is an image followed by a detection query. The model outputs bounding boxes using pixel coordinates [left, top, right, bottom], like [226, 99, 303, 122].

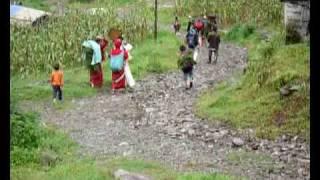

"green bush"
[10, 100, 76, 167]
[224, 24, 256, 41]
[10, 111, 43, 150]
[10, 103, 43, 166]
[11, 146, 39, 167]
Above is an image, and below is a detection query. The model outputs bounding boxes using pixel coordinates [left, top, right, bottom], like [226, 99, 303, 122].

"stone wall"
[283, 0, 310, 38]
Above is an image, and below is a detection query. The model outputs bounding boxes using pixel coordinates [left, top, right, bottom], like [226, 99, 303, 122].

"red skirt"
[90, 64, 103, 88]
[112, 69, 126, 90]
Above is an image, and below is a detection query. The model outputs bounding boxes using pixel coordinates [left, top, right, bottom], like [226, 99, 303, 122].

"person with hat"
[109, 38, 129, 94]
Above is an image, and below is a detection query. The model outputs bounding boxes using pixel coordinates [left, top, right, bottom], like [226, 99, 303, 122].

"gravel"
[36, 37, 309, 179]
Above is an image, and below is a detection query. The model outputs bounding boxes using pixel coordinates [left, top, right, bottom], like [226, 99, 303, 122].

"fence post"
[154, 0, 158, 41]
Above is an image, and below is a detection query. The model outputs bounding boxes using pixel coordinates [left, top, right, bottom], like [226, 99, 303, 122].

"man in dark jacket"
[207, 27, 220, 64]
[187, 15, 194, 32]
[205, 16, 218, 39]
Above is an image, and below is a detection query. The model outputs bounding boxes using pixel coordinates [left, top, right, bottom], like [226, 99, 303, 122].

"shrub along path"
[35, 34, 309, 179]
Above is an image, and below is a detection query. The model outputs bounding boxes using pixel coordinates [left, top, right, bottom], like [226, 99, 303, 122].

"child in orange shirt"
[50, 63, 64, 103]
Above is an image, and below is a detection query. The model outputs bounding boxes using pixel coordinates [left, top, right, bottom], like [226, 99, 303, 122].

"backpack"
[181, 56, 194, 73]
[187, 29, 198, 48]
[110, 51, 124, 72]
[179, 51, 194, 73]
[194, 19, 204, 31]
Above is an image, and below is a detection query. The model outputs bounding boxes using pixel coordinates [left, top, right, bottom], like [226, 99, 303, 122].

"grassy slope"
[195, 24, 309, 140]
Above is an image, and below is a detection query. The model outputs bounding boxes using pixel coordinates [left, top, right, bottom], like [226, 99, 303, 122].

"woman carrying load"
[82, 38, 103, 88]
[89, 36, 108, 88]
[96, 35, 108, 62]
[109, 38, 129, 94]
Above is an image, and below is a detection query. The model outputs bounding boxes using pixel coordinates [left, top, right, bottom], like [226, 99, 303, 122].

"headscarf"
[114, 38, 122, 49]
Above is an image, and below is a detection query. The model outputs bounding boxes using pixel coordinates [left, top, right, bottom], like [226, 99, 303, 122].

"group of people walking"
[50, 35, 134, 103]
[175, 14, 221, 90]
[81, 35, 133, 92]
[49, 14, 221, 103]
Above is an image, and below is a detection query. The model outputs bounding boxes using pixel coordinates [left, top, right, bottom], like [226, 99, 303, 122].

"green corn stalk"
[11, 4, 152, 76]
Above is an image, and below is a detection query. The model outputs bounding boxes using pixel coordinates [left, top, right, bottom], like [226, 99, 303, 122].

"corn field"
[175, 0, 283, 26]
[10, 1, 152, 76]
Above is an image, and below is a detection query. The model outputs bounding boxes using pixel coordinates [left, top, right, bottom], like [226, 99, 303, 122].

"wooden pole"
[154, 0, 158, 41]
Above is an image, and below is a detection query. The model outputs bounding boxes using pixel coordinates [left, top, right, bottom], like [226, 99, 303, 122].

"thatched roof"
[10, 5, 51, 26]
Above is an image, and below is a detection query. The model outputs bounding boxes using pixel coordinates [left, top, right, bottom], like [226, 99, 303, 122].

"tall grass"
[11, 30, 181, 102]
[10, 1, 152, 77]
[174, 0, 283, 27]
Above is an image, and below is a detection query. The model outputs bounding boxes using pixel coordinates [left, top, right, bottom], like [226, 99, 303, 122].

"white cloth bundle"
[123, 43, 133, 51]
[124, 63, 135, 87]
[122, 42, 135, 87]
[193, 48, 199, 62]
[122, 43, 133, 60]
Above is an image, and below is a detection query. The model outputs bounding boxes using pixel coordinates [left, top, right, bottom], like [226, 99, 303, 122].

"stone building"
[10, 4, 51, 26]
[281, 0, 310, 40]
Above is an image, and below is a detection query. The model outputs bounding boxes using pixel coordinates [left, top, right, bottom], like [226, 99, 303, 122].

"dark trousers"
[52, 85, 63, 100]
[208, 48, 218, 63]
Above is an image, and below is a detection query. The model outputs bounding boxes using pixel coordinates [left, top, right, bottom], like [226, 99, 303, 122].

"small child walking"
[50, 63, 64, 103]
[177, 45, 197, 90]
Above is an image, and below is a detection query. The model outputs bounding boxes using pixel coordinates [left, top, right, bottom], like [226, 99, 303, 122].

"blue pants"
[52, 85, 63, 100]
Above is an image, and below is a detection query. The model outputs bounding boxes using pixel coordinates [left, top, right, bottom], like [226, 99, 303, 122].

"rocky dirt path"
[36, 33, 309, 179]
[12, 0, 309, 178]
[27, 15, 310, 179]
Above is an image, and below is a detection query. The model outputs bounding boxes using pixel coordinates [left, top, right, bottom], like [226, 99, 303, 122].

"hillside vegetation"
[11, 101, 241, 180]
[11, 0, 309, 179]
[174, 0, 282, 27]
[196, 24, 309, 140]
[11, 0, 151, 76]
